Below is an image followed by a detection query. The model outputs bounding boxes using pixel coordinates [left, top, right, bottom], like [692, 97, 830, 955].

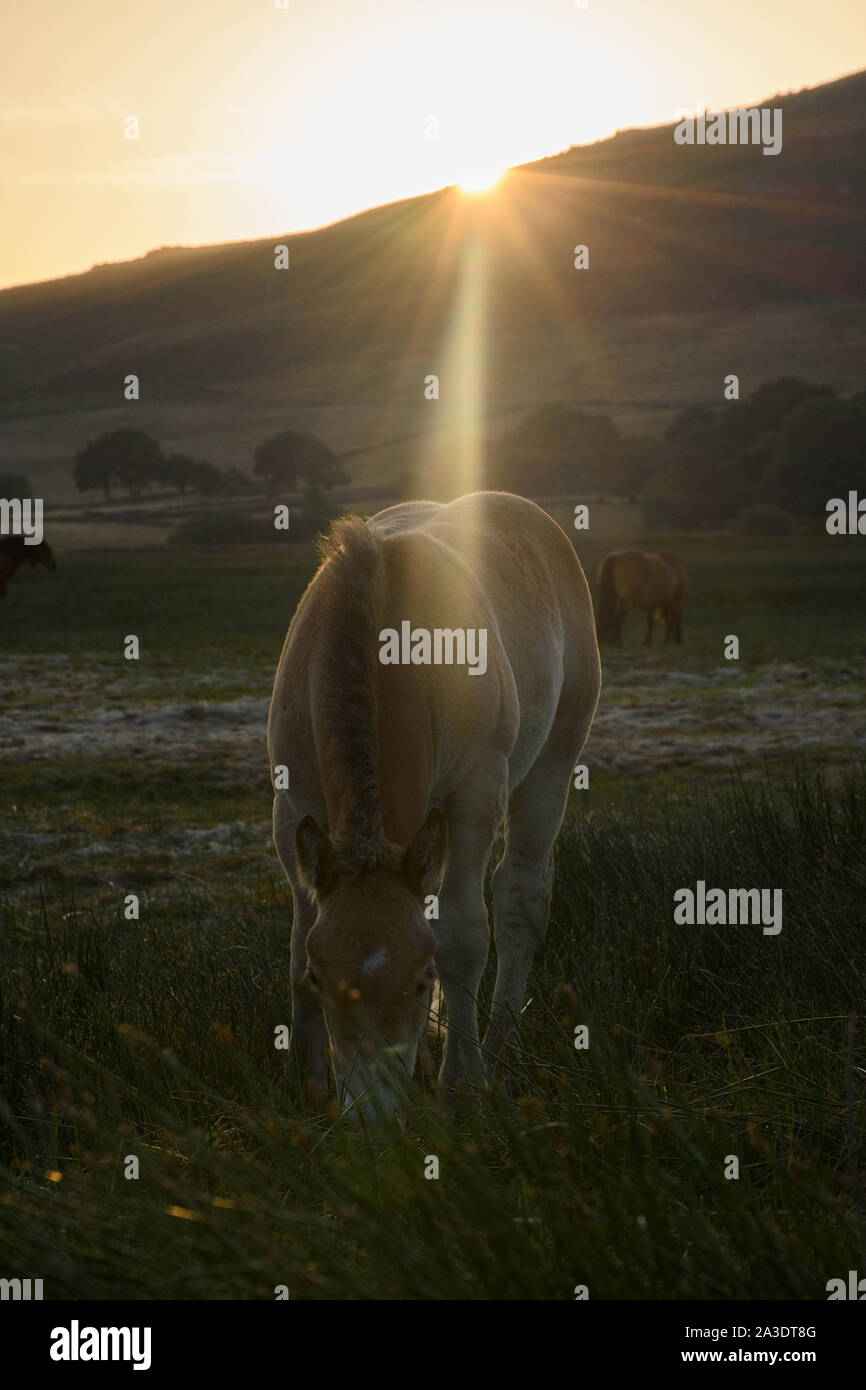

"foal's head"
[295, 808, 447, 1120]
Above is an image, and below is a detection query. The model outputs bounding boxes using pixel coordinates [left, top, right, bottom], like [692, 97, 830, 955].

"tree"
[74, 430, 162, 500]
[661, 405, 750, 525]
[292, 484, 340, 540]
[221, 467, 255, 496]
[763, 397, 866, 516]
[501, 404, 624, 494]
[665, 404, 720, 447]
[738, 377, 836, 447]
[158, 452, 201, 494]
[159, 456, 249, 496]
[189, 460, 224, 497]
[0, 472, 34, 498]
[253, 430, 346, 495]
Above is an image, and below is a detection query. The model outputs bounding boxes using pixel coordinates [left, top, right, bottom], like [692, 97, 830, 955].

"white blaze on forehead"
[361, 947, 388, 975]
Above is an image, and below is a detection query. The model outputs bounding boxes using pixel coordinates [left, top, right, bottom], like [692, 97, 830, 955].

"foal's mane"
[315, 516, 396, 873]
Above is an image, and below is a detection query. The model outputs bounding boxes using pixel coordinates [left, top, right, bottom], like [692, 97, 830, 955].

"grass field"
[0, 521, 864, 1298]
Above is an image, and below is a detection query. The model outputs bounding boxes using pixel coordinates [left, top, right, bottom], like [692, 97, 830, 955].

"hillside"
[2, 69, 864, 502]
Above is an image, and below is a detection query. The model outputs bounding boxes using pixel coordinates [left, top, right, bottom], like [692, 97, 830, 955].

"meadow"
[0, 522, 864, 1298]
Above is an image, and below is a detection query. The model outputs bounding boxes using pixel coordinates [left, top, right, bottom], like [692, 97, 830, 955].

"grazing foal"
[596, 548, 688, 646]
[268, 491, 600, 1118]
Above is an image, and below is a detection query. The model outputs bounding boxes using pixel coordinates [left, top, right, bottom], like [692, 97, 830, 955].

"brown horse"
[0, 536, 58, 597]
[267, 491, 600, 1120]
[596, 549, 687, 646]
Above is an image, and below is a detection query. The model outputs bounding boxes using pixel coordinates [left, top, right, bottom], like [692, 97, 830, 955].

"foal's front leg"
[273, 795, 329, 1098]
[287, 886, 329, 1097]
[434, 772, 506, 1092]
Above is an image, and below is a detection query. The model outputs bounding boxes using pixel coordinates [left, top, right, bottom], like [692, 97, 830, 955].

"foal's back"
[371, 491, 599, 787]
[372, 489, 596, 691]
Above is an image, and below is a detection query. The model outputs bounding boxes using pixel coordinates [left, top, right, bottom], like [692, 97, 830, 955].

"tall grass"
[1, 765, 863, 1299]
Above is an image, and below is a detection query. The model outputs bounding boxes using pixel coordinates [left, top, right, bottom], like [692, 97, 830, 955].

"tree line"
[70, 429, 348, 504]
[485, 376, 866, 530]
[6, 375, 861, 535]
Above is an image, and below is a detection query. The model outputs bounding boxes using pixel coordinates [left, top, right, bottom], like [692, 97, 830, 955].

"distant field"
[1, 521, 864, 1297]
[1, 525, 864, 902]
[4, 297, 865, 505]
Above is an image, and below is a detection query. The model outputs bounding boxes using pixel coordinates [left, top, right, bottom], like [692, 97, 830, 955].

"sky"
[1, 0, 864, 289]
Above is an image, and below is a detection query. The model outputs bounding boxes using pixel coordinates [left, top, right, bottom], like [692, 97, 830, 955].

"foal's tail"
[596, 554, 618, 643]
[319, 514, 382, 591]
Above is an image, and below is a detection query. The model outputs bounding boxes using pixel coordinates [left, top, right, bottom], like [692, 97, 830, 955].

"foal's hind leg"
[485, 746, 574, 1070]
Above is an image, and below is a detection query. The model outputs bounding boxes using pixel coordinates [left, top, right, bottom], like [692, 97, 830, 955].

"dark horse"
[596, 548, 687, 646]
[0, 536, 58, 597]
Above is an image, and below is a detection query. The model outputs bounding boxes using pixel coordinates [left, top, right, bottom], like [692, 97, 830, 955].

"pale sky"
[1, 0, 864, 289]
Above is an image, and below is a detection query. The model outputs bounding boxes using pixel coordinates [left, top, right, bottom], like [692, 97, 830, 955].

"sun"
[456, 164, 506, 193]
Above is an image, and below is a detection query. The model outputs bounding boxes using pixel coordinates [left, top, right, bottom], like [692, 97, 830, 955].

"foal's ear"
[402, 807, 448, 896]
[295, 816, 336, 898]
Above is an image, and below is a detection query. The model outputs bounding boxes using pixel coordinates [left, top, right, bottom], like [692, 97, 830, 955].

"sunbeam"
[439, 213, 488, 502]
